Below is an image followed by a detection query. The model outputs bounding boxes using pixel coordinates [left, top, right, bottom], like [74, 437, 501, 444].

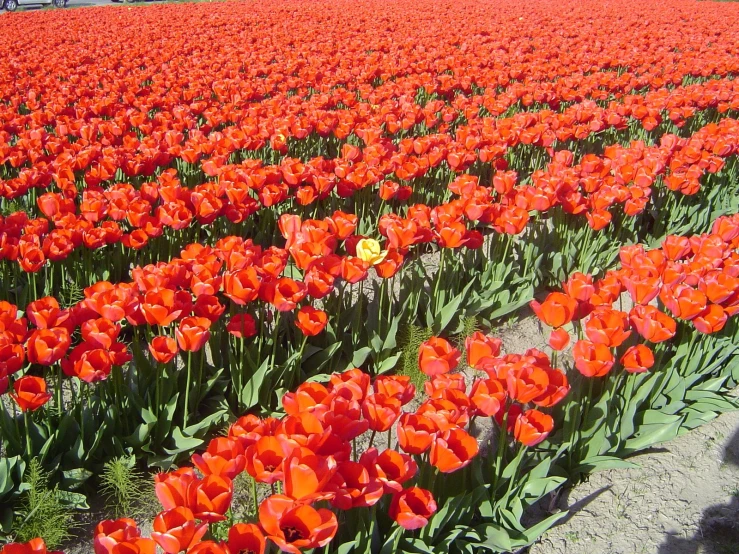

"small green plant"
[12, 459, 77, 549]
[100, 456, 153, 519]
[398, 323, 433, 392]
[455, 314, 479, 367]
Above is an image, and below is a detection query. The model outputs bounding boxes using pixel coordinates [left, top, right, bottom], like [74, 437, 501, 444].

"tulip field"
[2, 0, 739, 552]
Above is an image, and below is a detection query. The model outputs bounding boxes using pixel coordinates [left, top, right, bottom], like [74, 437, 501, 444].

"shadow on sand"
[657, 426, 739, 554]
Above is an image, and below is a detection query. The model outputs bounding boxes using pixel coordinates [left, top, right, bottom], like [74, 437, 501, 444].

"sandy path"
[528, 410, 739, 554]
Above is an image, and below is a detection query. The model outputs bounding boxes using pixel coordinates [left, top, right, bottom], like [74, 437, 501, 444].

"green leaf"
[520, 510, 570, 543]
[520, 476, 567, 500]
[163, 427, 203, 456]
[240, 357, 271, 409]
[351, 347, 372, 367]
[379, 526, 403, 554]
[432, 281, 475, 334]
[61, 468, 94, 491]
[485, 285, 534, 321]
[573, 456, 638, 474]
[57, 490, 89, 510]
[474, 523, 513, 551]
[623, 414, 684, 453]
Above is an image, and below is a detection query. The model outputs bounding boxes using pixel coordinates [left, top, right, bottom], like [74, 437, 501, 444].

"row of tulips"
[2, 0, 739, 193]
[3, 0, 739, 551]
[3, 331, 570, 554]
[3, 71, 739, 209]
[533, 213, 739, 370]
[2, 203, 739, 548]
[3, 108, 739, 306]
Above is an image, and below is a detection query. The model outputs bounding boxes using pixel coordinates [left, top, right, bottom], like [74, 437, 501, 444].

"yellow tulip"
[356, 238, 388, 266]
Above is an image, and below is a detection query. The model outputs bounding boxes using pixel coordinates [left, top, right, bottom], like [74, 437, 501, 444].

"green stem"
[24, 411, 32, 460]
[251, 476, 259, 516]
[432, 248, 447, 315]
[368, 429, 377, 449]
[491, 408, 509, 499]
[184, 350, 192, 427]
[270, 310, 282, 368]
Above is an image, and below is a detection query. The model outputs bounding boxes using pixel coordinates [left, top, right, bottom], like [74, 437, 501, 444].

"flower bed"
[1, 0, 739, 552]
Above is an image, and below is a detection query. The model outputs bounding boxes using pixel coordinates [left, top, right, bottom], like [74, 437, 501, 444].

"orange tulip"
[362, 393, 402, 432]
[151, 507, 208, 554]
[258, 495, 338, 554]
[620, 344, 655, 374]
[149, 335, 179, 364]
[0, 538, 62, 554]
[187, 542, 228, 554]
[513, 409, 554, 446]
[585, 308, 631, 347]
[225, 523, 266, 554]
[295, 306, 328, 336]
[572, 340, 614, 377]
[223, 268, 261, 306]
[328, 460, 384, 510]
[283, 449, 337, 503]
[26, 327, 71, 365]
[465, 331, 502, 370]
[10, 376, 51, 412]
[532, 368, 570, 408]
[360, 447, 417, 494]
[692, 304, 728, 334]
[506, 363, 549, 403]
[260, 278, 307, 312]
[155, 468, 198, 511]
[388, 487, 437, 530]
[244, 436, 288, 484]
[187, 474, 233, 523]
[61, 343, 112, 383]
[396, 413, 438, 455]
[470, 378, 506, 417]
[430, 427, 479, 473]
[191, 437, 246, 480]
[93, 519, 149, 554]
[417, 337, 461, 376]
[530, 292, 578, 328]
[175, 316, 211, 352]
[548, 327, 570, 351]
[629, 305, 677, 343]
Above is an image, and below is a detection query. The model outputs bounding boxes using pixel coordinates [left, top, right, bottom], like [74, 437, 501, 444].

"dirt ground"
[527, 409, 739, 554]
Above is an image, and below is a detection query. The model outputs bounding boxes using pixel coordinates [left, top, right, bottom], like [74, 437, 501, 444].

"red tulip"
[26, 327, 71, 365]
[10, 376, 51, 412]
[418, 337, 461, 376]
[258, 495, 338, 554]
[572, 340, 615, 377]
[226, 314, 257, 339]
[513, 409, 554, 446]
[388, 487, 437, 530]
[148, 336, 179, 364]
[620, 344, 655, 374]
[430, 427, 479, 473]
[295, 306, 328, 336]
[151, 507, 208, 554]
[225, 523, 266, 554]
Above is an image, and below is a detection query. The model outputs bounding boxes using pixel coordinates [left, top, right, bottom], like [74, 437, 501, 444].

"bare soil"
[527, 410, 739, 554]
